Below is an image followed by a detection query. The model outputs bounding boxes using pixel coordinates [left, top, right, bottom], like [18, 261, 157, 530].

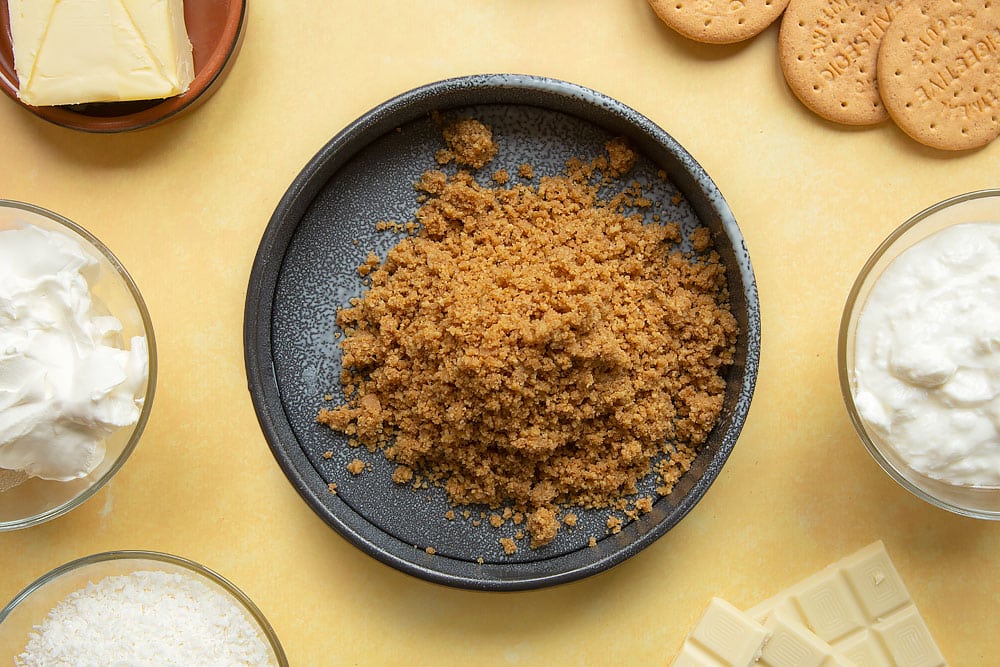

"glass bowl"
[839, 189, 1000, 519]
[0, 550, 288, 665]
[0, 200, 156, 530]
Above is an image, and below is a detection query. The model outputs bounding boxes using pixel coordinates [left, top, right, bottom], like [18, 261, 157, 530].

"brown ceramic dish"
[0, 0, 246, 132]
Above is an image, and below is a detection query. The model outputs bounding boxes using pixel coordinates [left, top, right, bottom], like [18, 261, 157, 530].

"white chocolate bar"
[758, 614, 855, 667]
[672, 598, 769, 666]
[746, 542, 946, 667]
[670, 542, 947, 667]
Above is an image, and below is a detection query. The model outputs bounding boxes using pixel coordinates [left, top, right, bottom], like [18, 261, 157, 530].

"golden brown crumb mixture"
[358, 252, 380, 277]
[346, 459, 366, 475]
[500, 537, 518, 555]
[317, 120, 736, 550]
[527, 507, 559, 548]
[434, 117, 498, 169]
[392, 464, 413, 484]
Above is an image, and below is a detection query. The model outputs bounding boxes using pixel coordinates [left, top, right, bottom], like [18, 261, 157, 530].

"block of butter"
[8, 0, 194, 106]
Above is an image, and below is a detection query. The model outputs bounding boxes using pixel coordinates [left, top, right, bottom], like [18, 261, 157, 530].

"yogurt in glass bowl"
[839, 189, 1000, 519]
[0, 200, 156, 530]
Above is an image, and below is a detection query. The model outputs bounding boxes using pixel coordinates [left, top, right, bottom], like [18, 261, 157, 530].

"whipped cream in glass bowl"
[840, 190, 1000, 519]
[0, 200, 156, 530]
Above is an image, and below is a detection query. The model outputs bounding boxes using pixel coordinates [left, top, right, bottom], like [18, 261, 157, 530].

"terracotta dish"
[0, 0, 246, 132]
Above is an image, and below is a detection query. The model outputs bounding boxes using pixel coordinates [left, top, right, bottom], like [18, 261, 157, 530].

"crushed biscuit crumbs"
[588, 537, 597, 548]
[392, 465, 414, 485]
[322, 450, 333, 460]
[528, 507, 560, 548]
[357, 252, 380, 277]
[346, 459, 366, 476]
[425, 547, 436, 555]
[563, 513, 578, 528]
[327, 482, 338, 494]
[606, 516, 623, 535]
[492, 169, 510, 185]
[445, 510, 455, 520]
[434, 116, 498, 169]
[691, 226, 712, 253]
[518, 163, 534, 179]
[317, 118, 736, 551]
[500, 538, 518, 555]
[489, 514, 504, 529]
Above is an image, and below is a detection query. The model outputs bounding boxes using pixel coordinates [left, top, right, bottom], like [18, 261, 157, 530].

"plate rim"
[243, 73, 761, 591]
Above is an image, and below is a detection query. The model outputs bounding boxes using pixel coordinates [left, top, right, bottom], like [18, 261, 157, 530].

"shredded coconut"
[16, 570, 275, 666]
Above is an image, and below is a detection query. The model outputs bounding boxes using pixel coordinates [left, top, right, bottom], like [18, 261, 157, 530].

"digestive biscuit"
[877, 0, 1000, 150]
[648, 0, 790, 44]
[779, 0, 906, 125]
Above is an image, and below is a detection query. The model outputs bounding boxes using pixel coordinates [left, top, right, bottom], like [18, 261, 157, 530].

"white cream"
[854, 221, 1000, 487]
[0, 223, 147, 482]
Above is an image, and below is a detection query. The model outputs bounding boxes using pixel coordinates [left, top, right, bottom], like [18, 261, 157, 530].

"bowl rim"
[0, 549, 288, 665]
[0, 199, 158, 530]
[838, 188, 1000, 520]
[244, 73, 761, 589]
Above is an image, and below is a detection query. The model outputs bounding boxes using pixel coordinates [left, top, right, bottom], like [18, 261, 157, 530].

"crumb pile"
[318, 119, 737, 547]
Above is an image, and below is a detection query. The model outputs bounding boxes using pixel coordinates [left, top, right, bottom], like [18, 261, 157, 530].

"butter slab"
[8, 0, 194, 106]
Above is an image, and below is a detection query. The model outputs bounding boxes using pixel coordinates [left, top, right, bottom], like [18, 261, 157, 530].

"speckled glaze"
[244, 74, 761, 590]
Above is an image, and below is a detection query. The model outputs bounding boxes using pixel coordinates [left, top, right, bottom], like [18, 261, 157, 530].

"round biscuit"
[779, 0, 906, 125]
[648, 0, 791, 44]
[878, 0, 1000, 150]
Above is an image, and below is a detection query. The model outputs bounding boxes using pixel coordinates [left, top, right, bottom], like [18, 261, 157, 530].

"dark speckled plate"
[244, 74, 760, 591]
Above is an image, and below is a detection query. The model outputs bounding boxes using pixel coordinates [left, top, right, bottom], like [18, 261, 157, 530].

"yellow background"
[2, 1, 999, 664]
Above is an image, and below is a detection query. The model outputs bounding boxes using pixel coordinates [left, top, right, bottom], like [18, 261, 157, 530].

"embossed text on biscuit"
[913, 25, 1000, 117]
[817, 0, 904, 83]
